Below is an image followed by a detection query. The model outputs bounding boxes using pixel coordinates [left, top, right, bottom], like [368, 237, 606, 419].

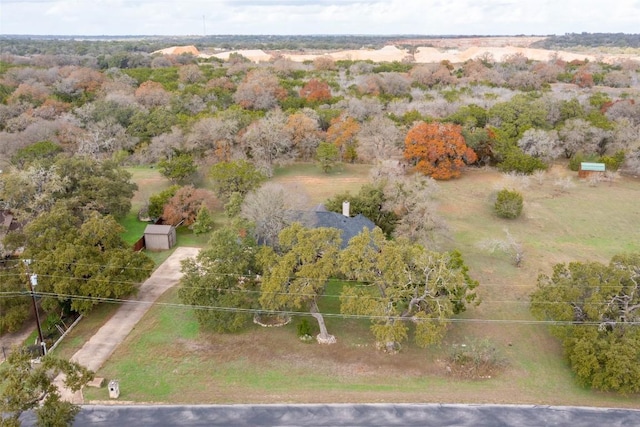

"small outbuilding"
[578, 162, 605, 179]
[143, 224, 176, 251]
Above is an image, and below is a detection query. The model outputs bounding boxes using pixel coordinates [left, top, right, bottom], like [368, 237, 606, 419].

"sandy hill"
[152, 45, 200, 56]
[157, 44, 639, 64]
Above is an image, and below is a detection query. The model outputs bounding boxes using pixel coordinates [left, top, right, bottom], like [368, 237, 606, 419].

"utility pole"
[24, 259, 46, 356]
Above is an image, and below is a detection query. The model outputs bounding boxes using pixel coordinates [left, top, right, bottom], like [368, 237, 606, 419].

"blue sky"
[1, 0, 639, 36]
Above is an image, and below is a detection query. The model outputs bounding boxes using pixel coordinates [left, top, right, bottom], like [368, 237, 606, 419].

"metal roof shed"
[578, 162, 605, 178]
[143, 224, 176, 251]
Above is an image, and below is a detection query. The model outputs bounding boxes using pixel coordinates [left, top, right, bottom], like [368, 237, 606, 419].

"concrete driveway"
[57, 246, 200, 402]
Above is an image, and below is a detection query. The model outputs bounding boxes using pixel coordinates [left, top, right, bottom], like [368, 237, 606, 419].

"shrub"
[447, 338, 507, 379]
[148, 185, 180, 219]
[494, 189, 523, 219]
[192, 206, 214, 235]
[498, 148, 548, 174]
[600, 150, 625, 171]
[569, 151, 624, 172]
[296, 318, 315, 343]
[297, 318, 312, 337]
[568, 152, 599, 171]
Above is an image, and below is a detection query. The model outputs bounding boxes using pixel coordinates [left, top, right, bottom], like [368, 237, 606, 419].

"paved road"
[55, 247, 200, 402]
[19, 404, 640, 427]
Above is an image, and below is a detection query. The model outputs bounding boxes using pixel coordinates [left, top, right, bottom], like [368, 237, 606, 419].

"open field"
[83, 164, 640, 407]
[272, 163, 372, 206]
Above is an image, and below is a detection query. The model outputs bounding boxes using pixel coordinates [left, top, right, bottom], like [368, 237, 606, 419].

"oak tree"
[0, 264, 31, 334]
[23, 207, 154, 314]
[285, 111, 323, 161]
[157, 151, 197, 184]
[258, 223, 341, 344]
[209, 159, 267, 201]
[340, 228, 478, 352]
[134, 80, 170, 108]
[179, 226, 259, 332]
[0, 350, 93, 427]
[531, 254, 640, 393]
[404, 121, 477, 180]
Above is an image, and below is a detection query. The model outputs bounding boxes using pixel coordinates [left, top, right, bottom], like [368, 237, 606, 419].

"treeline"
[2, 34, 527, 57]
[534, 32, 640, 49]
[0, 35, 410, 57]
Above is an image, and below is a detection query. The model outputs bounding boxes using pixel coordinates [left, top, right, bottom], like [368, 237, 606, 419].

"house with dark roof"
[304, 202, 376, 249]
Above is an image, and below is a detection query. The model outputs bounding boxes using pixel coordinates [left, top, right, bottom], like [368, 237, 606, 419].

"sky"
[1, 0, 639, 36]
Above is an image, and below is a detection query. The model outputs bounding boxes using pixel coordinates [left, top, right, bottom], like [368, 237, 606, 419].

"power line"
[0, 291, 638, 326]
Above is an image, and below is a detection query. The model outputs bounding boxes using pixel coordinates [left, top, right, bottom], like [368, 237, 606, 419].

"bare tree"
[137, 126, 185, 164]
[233, 69, 286, 110]
[377, 172, 449, 249]
[313, 55, 336, 71]
[379, 72, 411, 97]
[240, 109, 293, 175]
[410, 63, 455, 87]
[285, 111, 323, 161]
[134, 80, 171, 108]
[558, 118, 611, 158]
[517, 128, 561, 161]
[478, 228, 524, 267]
[81, 120, 137, 158]
[240, 182, 310, 247]
[335, 97, 383, 122]
[356, 115, 402, 162]
[187, 116, 240, 162]
[603, 70, 632, 88]
[178, 64, 204, 84]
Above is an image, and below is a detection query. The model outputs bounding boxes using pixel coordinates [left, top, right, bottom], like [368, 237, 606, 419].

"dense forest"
[534, 32, 640, 49]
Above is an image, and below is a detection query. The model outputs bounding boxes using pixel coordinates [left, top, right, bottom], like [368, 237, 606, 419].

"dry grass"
[84, 164, 640, 408]
[271, 163, 371, 206]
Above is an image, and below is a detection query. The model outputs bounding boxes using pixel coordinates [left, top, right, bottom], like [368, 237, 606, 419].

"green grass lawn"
[81, 164, 640, 407]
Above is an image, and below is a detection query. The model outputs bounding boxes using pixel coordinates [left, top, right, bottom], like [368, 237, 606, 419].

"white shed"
[143, 224, 176, 251]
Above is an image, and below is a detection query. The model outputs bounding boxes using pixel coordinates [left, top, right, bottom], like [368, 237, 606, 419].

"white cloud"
[0, 0, 638, 35]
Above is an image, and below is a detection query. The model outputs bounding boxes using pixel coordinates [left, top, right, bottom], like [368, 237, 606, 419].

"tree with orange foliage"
[299, 79, 332, 103]
[573, 69, 594, 88]
[162, 185, 220, 226]
[404, 122, 477, 180]
[326, 115, 360, 163]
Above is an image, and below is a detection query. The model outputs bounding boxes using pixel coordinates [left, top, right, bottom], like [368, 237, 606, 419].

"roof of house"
[144, 224, 174, 235]
[305, 211, 376, 248]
